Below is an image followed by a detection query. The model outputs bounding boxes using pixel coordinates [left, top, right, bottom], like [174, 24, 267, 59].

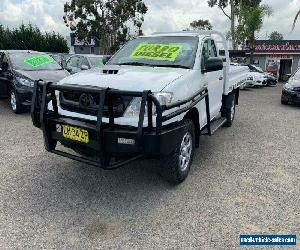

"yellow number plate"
[62, 125, 89, 144]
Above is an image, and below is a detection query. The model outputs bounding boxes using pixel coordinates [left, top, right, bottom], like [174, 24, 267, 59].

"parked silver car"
[66, 54, 104, 74]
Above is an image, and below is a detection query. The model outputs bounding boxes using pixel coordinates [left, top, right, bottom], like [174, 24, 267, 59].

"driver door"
[201, 39, 224, 119]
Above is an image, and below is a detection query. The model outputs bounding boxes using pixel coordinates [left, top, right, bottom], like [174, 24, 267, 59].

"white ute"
[32, 31, 249, 184]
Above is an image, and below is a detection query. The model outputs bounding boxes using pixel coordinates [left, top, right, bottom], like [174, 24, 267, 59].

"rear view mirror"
[81, 65, 89, 70]
[203, 57, 223, 73]
[103, 55, 112, 65]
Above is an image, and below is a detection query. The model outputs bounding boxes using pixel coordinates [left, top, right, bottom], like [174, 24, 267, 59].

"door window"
[0, 53, 4, 65]
[67, 56, 80, 68]
[0, 54, 10, 71]
[79, 56, 89, 68]
[201, 39, 218, 70]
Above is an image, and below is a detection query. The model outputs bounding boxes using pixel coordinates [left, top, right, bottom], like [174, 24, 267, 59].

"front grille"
[103, 69, 119, 75]
[294, 87, 300, 92]
[59, 91, 132, 117]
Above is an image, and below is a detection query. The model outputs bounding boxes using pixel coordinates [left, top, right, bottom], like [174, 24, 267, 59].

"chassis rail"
[31, 80, 211, 169]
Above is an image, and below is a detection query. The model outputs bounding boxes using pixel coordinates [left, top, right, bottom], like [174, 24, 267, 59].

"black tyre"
[281, 98, 288, 105]
[10, 89, 24, 114]
[159, 119, 195, 184]
[223, 94, 236, 127]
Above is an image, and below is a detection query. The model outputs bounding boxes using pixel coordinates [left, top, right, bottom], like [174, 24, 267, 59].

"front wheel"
[159, 119, 195, 184]
[281, 98, 288, 105]
[10, 89, 24, 114]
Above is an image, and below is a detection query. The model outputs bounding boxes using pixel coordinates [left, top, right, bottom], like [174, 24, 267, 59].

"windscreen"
[108, 36, 199, 69]
[293, 68, 300, 79]
[9, 53, 62, 71]
[89, 56, 104, 67]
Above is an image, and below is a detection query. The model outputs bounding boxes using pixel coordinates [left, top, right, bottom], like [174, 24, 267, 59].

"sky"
[0, 0, 300, 40]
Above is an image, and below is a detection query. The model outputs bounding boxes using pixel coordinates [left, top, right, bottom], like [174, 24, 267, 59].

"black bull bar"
[31, 80, 210, 170]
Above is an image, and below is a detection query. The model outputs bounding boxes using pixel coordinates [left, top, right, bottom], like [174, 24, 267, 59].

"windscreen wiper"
[151, 64, 191, 69]
[118, 62, 190, 69]
[117, 62, 152, 66]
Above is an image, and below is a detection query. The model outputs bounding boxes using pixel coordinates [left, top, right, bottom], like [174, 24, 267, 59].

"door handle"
[219, 76, 223, 80]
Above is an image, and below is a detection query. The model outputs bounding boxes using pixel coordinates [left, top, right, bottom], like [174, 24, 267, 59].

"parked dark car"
[281, 68, 300, 105]
[65, 54, 104, 74]
[0, 50, 70, 113]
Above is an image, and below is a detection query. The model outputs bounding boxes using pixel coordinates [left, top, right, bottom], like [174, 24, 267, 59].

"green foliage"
[0, 24, 69, 53]
[235, 3, 272, 47]
[208, 0, 261, 10]
[269, 31, 284, 41]
[292, 10, 300, 30]
[189, 19, 213, 30]
[63, 0, 148, 53]
[208, 0, 264, 49]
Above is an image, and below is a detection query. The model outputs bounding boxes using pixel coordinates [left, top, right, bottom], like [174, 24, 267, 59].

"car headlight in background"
[123, 92, 173, 117]
[283, 84, 294, 91]
[16, 76, 35, 87]
[247, 76, 254, 81]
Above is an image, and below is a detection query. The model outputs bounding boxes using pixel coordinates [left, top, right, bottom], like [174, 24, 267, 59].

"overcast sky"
[0, 0, 299, 40]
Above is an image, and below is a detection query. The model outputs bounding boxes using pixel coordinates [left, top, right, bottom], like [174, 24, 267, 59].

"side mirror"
[66, 67, 72, 73]
[80, 64, 89, 70]
[102, 55, 112, 65]
[203, 57, 223, 73]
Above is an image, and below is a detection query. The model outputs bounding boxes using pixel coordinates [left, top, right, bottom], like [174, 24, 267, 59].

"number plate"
[62, 125, 89, 144]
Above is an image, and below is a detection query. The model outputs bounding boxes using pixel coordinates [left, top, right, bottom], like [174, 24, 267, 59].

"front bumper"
[281, 89, 300, 105]
[47, 116, 186, 156]
[254, 80, 267, 86]
[16, 85, 34, 106]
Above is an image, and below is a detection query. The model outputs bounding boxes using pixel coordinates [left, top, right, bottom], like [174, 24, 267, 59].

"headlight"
[284, 84, 293, 91]
[247, 76, 254, 81]
[16, 76, 34, 87]
[123, 92, 173, 117]
[154, 92, 173, 106]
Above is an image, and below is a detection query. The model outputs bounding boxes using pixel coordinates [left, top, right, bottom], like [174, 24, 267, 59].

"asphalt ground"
[0, 84, 299, 249]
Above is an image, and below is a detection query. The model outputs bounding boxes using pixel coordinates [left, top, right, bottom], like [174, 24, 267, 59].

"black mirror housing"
[203, 57, 223, 73]
[286, 74, 292, 79]
[102, 55, 112, 65]
[66, 67, 72, 73]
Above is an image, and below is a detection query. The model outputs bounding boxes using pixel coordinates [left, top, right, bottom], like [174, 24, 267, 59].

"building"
[70, 33, 101, 55]
[251, 40, 300, 81]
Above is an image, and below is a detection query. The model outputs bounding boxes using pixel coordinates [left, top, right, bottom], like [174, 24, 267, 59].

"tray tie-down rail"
[31, 80, 211, 169]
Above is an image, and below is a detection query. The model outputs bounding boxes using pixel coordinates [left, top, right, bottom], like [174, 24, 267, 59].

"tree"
[189, 19, 213, 30]
[63, 0, 148, 54]
[208, 0, 239, 49]
[235, 3, 272, 60]
[292, 10, 300, 30]
[269, 31, 283, 41]
[0, 24, 69, 53]
[208, 0, 262, 49]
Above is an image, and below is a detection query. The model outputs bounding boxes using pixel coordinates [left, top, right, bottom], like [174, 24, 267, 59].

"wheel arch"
[221, 88, 239, 113]
[184, 107, 200, 148]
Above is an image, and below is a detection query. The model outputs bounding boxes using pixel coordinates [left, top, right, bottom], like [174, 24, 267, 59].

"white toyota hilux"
[32, 31, 248, 184]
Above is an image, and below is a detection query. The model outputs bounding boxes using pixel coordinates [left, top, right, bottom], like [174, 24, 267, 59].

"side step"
[201, 117, 227, 136]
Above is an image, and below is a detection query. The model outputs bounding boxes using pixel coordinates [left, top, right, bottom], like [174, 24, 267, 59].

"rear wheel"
[159, 119, 195, 184]
[10, 89, 24, 114]
[223, 94, 236, 127]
